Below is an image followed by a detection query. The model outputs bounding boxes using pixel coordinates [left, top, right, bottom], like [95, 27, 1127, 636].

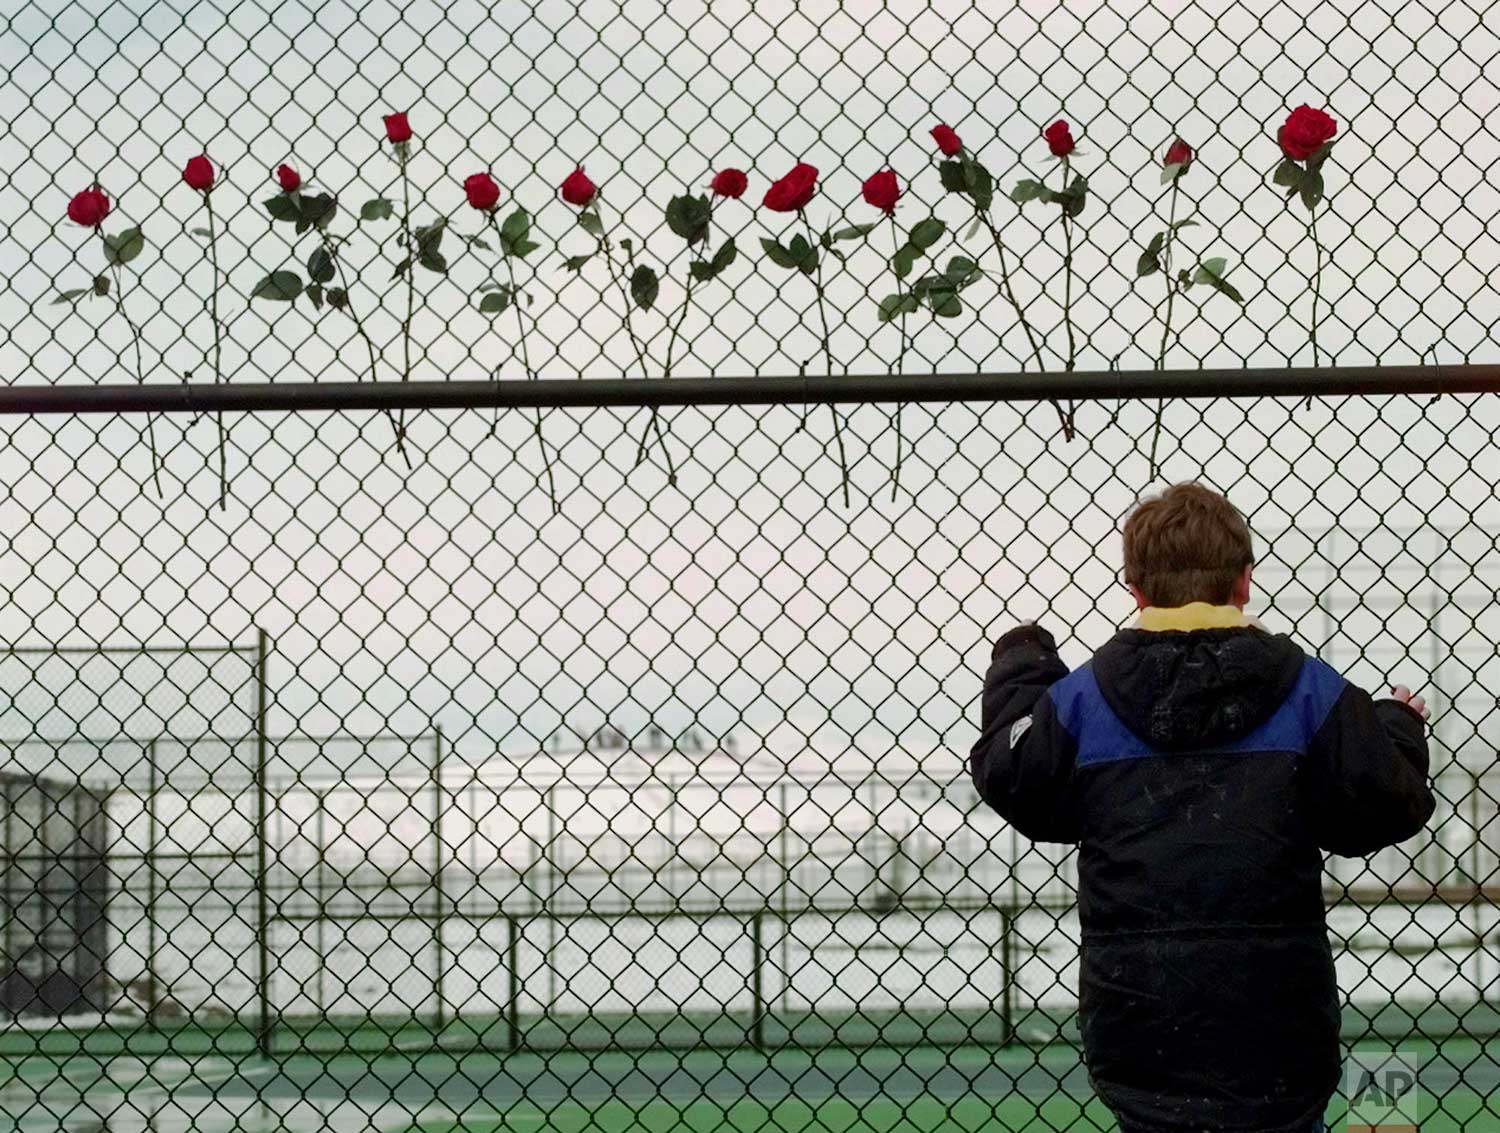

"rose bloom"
[67, 188, 110, 228]
[182, 154, 215, 191]
[276, 164, 301, 192]
[1279, 105, 1336, 162]
[1044, 120, 1076, 158]
[383, 112, 413, 144]
[763, 163, 818, 212]
[862, 169, 900, 214]
[930, 124, 962, 156]
[464, 172, 501, 212]
[710, 168, 748, 199]
[1164, 138, 1193, 170]
[560, 167, 597, 207]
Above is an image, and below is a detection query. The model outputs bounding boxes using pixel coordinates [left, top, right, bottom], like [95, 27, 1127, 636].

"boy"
[970, 482, 1434, 1133]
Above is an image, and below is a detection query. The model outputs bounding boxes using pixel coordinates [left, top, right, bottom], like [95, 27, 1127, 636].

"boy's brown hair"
[1122, 482, 1254, 607]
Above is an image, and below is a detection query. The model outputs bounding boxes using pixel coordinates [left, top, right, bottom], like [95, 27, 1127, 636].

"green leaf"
[326, 288, 348, 310]
[479, 289, 512, 315]
[1062, 174, 1089, 218]
[501, 208, 529, 243]
[1299, 170, 1324, 212]
[51, 289, 88, 305]
[665, 194, 711, 244]
[578, 210, 604, 237]
[832, 223, 877, 242]
[391, 256, 412, 280]
[360, 198, 395, 222]
[299, 193, 336, 230]
[690, 238, 738, 282]
[890, 245, 916, 280]
[1146, 230, 1167, 256]
[761, 238, 798, 271]
[1177, 268, 1192, 287]
[92, 274, 110, 296]
[414, 218, 446, 256]
[1194, 258, 1244, 303]
[787, 233, 818, 274]
[510, 238, 540, 259]
[944, 256, 982, 290]
[465, 236, 493, 251]
[1160, 162, 1185, 185]
[305, 283, 324, 309]
[562, 253, 594, 272]
[103, 227, 145, 266]
[1272, 159, 1302, 189]
[961, 157, 993, 212]
[307, 247, 335, 284]
[1136, 251, 1161, 278]
[418, 250, 448, 274]
[250, 270, 303, 301]
[1171, 218, 1200, 231]
[630, 264, 659, 310]
[265, 195, 301, 223]
[1010, 179, 1048, 204]
[926, 288, 962, 318]
[190, 227, 211, 237]
[907, 218, 945, 251]
[876, 292, 919, 323]
[478, 280, 503, 292]
[938, 161, 966, 194]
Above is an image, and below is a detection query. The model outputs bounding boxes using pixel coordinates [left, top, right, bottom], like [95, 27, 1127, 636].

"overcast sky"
[0, 0, 1495, 807]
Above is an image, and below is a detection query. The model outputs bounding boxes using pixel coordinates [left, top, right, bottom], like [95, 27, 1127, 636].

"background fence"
[1, 386, 1499, 1132]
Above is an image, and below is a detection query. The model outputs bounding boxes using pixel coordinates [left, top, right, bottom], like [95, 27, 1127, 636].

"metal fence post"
[432, 726, 445, 1033]
[506, 913, 520, 1053]
[254, 626, 272, 1059]
[146, 739, 158, 1019]
[1000, 907, 1014, 1047]
[749, 911, 765, 1051]
[316, 790, 327, 1013]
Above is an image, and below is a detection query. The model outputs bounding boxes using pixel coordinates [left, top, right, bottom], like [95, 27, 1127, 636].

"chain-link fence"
[4, 0, 1500, 1128]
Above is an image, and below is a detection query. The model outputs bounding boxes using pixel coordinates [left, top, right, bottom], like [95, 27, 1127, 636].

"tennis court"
[4, 1026, 1498, 1133]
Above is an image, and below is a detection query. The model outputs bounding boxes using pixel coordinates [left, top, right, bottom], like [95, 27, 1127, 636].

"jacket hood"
[1091, 627, 1307, 750]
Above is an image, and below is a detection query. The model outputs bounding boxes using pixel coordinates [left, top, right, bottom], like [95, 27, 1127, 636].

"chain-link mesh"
[0, 392, 1496, 1130]
[3, 0, 1500, 1129]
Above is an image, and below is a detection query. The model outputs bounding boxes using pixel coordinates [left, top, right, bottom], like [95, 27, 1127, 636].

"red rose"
[1279, 105, 1336, 162]
[710, 168, 748, 199]
[182, 154, 215, 192]
[276, 164, 301, 192]
[464, 172, 501, 212]
[763, 163, 818, 212]
[66, 188, 110, 228]
[930, 124, 962, 156]
[561, 167, 597, 207]
[383, 112, 413, 144]
[1164, 138, 1193, 170]
[862, 169, 900, 214]
[1044, 120, 1076, 158]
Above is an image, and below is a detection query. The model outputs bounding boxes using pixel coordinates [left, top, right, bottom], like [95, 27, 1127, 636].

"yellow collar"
[1135, 603, 1258, 631]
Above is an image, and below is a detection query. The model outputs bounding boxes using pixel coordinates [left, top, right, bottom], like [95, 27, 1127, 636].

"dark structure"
[0, 770, 108, 1017]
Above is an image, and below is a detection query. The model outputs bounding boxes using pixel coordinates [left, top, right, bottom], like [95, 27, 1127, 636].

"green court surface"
[2, 1033, 1497, 1132]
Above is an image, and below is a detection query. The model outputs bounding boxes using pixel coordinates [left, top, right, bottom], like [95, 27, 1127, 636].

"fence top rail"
[0, 364, 1496, 415]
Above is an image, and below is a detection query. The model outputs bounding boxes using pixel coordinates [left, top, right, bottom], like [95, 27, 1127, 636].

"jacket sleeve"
[969, 623, 1080, 843]
[1304, 681, 1435, 857]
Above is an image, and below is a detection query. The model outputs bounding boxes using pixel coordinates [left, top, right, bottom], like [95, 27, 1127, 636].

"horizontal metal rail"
[1, 363, 1497, 414]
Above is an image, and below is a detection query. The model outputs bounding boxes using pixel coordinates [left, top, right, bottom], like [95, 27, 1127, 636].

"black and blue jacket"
[970, 615, 1433, 1133]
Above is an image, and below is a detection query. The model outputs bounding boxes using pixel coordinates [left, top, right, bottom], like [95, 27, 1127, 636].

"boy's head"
[1122, 482, 1254, 609]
